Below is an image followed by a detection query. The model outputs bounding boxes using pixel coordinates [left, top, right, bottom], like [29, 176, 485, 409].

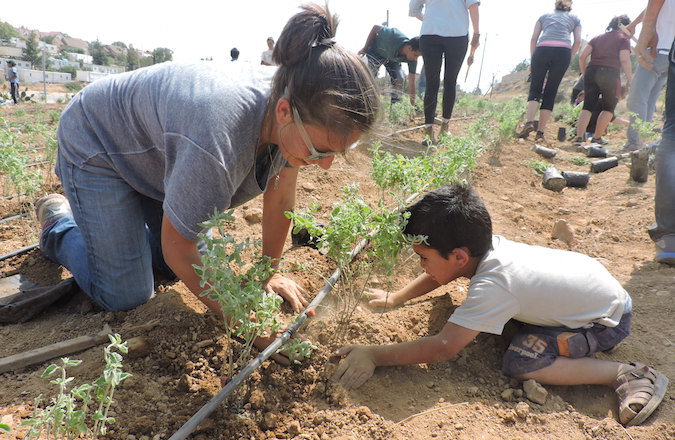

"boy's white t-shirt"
[448, 236, 630, 335]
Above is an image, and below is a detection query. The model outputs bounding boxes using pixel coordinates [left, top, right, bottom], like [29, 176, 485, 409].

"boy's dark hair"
[230, 47, 240, 59]
[404, 184, 493, 259]
[606, 15, 630, 32]
[407, 36, 420, 52]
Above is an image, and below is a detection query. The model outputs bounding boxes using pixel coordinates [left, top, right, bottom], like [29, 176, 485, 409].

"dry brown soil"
[0, 99, 673, 440]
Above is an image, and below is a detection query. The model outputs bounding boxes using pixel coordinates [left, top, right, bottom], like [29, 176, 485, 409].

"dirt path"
[0, 102, 673, 440]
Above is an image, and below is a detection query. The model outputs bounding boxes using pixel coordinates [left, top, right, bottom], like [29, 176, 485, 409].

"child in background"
[333, 183, 668, 427]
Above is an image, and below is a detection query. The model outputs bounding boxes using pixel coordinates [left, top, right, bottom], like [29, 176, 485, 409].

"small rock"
[513, 389, 524, 398]
[426, 381, 436, 389]
[126, 336, 152, 358]
[302, 182, 317, 191]
[467, 386, 480, 396]
[523, 379, 548, 405]
[261, 412, 278, 430]
[515, 401, 530, 418]
[166, 351, 177, 359]
[244, 208, 263, 223]
[287, 420, 302, 435]
[501, 388, 515, 402]
[454, 423, 464, 430]
[248, 390, 266, 409]
[551, 219, 574, 245]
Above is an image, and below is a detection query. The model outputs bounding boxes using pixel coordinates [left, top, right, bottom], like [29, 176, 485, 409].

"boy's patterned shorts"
[502, 312, 632, 376]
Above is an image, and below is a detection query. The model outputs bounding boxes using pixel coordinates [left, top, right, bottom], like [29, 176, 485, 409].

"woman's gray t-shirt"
[56, 62, 287, 241]
[537, 10, 581, 46]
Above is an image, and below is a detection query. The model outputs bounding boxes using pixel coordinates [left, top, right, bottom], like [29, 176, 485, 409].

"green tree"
[151, 47, 173, 64]
[511, 59, 530, 73]
[23, 31, 41, 68]
[90, 39, 108, 66]
[112, 41, 127, 49]
[126, 44, 140, 71]
[40, 35, 55, 44]
[0, 20, 19, 42]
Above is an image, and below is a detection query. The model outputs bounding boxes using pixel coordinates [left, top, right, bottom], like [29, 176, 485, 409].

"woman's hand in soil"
[364, 288, 401, 308]
[331, 345, 376, 389]
[265, 273, 308, 312]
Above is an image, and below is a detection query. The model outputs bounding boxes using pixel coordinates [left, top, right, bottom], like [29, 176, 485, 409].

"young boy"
[332, 183, 668, 427]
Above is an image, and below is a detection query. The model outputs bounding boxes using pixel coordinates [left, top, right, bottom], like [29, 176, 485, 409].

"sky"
[1, 0, 645, 93]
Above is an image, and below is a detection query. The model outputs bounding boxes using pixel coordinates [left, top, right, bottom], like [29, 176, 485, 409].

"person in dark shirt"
[359, 25, 421, 105]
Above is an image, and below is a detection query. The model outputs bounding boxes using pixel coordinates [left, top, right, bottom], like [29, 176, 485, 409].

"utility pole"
[42, 50, 47, 102]
[385, 10, 389, 26]
[476, 33, 487, 94]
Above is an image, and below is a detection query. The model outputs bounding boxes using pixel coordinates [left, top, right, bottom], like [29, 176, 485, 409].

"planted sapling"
[22, 334, 131, 439]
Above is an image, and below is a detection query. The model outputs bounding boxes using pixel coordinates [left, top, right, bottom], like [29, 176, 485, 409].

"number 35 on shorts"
[521, 334, 548, 354]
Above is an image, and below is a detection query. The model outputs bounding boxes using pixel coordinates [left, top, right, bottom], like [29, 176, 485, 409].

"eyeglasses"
[291, 106, 338, 161]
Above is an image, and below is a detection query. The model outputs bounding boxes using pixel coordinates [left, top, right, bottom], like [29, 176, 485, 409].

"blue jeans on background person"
[366, 52, 404, 104]
[648, 43, 675, 262]
[39, 156, 173, 312]
[626, 52, 669, 148]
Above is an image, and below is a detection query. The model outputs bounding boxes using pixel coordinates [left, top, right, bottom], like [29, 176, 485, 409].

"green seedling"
[527, 159, 552, 175]
[629, 112, 660, 146]
[569, 156, 590, 166]
[284, 338, 318, 365]
[22, 334, 131, 439]
[194, 209, 316, 385]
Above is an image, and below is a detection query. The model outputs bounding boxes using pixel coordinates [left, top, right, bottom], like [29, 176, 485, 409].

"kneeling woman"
[36, 4, 379, 330]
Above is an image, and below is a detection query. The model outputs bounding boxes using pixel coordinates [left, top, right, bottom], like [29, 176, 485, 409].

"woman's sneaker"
[516, 121, 535, 139]
[591, 137, 609, 146]
[35, 194, 72, 229]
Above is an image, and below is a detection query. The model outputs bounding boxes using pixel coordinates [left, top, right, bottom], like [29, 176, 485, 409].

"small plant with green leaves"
[194, 209, 315, 383]
[22, 334, 131, 439]
[284, 338, 318, 364]
[286, 184, 417, 343]
[569, 156, 590, 166]
[527, 159, 553, 175]
[629, 112, 660, 146]
[387, 99, 416, 126]
[554, 102, 582, 128]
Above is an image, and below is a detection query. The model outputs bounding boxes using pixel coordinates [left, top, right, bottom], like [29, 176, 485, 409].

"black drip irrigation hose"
[0, 212, 30, 225]
[168, 238, 369, 440]
[168, 188, 426, 440]
[0, 243, 38, 262]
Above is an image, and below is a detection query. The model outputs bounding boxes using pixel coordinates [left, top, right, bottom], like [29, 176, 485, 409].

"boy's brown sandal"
[612, 362, 668, 426]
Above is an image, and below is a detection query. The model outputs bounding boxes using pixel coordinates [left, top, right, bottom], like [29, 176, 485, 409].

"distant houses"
[2, 27, 141, 85]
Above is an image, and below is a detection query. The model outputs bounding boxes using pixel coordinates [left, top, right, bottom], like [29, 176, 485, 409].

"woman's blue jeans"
[40, 157, 174, 311]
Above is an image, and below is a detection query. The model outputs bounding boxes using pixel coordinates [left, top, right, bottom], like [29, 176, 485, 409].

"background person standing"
[516, 0, 581, 141]
[261, 37, 276, 66]
[409, 0, 480, 145]
[574, 15, 633, 145]
[624, 4, 674, 149]
[5, 60, 19, 104]
[637, 0, 675, 266]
